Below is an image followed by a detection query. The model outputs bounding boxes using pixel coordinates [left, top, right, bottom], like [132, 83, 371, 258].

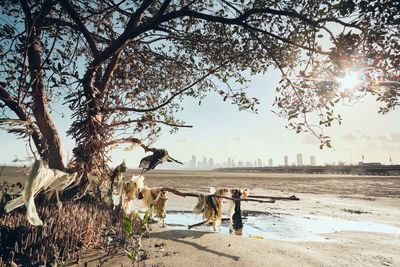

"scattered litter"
[154, 242, 165, 248]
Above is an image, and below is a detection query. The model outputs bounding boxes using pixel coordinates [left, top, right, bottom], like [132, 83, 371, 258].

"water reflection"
[161, 211, 400, 242]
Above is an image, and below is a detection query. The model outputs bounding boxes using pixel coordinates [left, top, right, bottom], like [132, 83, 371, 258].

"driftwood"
[161, 187, 276, 203]
[247, 195, 300, 201]
[188, 217, 248, 229]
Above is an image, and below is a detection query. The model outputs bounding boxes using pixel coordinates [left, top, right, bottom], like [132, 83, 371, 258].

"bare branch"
[104, 59, 231, 113]
[106, 119, 193, 128]
[90, 0, 154, 68]
[105, 137, 143, 148]
[0, 84, 44, 154]
[157, 0, 172, 16]
[59, 0, 99, 55]
[105, 137, 156, 153]
[161, 187, 276, 203]
[96, 50, 122, 93]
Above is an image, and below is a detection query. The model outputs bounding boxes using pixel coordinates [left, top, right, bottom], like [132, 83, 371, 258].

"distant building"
[297, 153, 303, 166]
[284, 155, 288, 166]
[208, 158, 214, 169]
[191, 155, 196, 169]
[238, 161, 244, 167]
[360, 162, 382, 166]
[228, 158, 232, 168]
[245, 161, 251, 167]
[203, 156, 207, 169]
[231, 159, 236, 167]
[268, 158, 273, 167]
[257, 158, 262, 167]
[310, 156, 316, 166]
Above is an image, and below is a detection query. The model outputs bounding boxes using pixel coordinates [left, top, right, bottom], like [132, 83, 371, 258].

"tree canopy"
[0, 0, 398, 179]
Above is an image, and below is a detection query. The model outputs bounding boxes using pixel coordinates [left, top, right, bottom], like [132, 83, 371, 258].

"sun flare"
[337, 71, 361, 92]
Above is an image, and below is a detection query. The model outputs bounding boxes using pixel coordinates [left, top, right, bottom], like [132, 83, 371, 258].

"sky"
[2, 67, 399, 169]
[137, 70, 400, 168]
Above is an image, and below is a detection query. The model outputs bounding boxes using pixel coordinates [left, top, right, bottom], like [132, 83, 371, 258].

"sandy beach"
[1, 168, 400, 266]
[136, 171, 400, 267]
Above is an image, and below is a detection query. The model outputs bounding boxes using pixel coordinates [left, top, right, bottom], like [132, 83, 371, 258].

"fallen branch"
[188, 217, 248, 229]
[247, 195, 300, 201]
[161, 187, 276, 203]
[167, 156, 183, 165]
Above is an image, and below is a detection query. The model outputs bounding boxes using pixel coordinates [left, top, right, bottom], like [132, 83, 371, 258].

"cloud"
[342, 132, 357, 141]
[359, 133, 399, 143]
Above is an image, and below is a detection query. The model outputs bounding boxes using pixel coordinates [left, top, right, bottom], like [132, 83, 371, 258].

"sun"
[337, 71, 362, 92]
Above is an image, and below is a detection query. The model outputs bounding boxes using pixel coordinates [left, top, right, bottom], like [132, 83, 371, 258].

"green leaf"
[123, 216, 132, 234]
[143, 210, 150, 224]
[127, 250, 135, 259]
[326, 140, 331, 148]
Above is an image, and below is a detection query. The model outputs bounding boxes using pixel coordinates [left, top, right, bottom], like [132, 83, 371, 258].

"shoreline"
[1, 169, 399, 266]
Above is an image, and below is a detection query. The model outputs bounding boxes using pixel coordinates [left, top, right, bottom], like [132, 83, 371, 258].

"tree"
[273, 0, 399, 148]
[0, 0, 398, 187]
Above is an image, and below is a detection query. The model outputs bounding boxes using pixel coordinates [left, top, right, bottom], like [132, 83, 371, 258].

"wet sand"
[1, 168, 400, 266]
[88, 170, 400, 266]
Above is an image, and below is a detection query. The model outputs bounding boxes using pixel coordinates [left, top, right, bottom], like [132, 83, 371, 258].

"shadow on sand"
[149, 229, 240, 261]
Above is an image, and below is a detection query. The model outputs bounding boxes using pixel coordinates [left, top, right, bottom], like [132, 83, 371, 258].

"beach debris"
[121, 175, 144, 215]
[230, 189, 244, 235]
[110, 161, 128, 207]
[151, 190, 168, 227]
[193, 189, 228, 231]
[139, 149, 169, 173]
[4, 159, 79, 225]
[252, 235, 264, 239]
[134, 177, 169, 227]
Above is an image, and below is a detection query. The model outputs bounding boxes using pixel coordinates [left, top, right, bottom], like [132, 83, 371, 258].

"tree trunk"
[28, 27, 66, 170]
[70, 52, 122, 175]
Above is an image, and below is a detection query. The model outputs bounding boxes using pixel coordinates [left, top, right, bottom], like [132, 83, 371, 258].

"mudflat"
[132, 170, 400, 267]
[1, 167, 399, 266]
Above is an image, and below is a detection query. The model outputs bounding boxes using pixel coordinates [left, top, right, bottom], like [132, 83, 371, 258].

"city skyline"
[162, 151, 393, 170]
[166, 152, 322, 170]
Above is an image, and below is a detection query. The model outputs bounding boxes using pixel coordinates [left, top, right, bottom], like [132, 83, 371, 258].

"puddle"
[160, 210, 400, 242]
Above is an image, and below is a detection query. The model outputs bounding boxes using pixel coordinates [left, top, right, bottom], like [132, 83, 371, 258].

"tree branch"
[104, 59, 231, 113]
[90, 0, 154, 68]
[105, 137, 143, 148]
[157, 0, 172, 16]
[97, 50, 122, 93]
[152, 7, 357, 55]
[240, 22, 330, 55]
[161, 187, 276, 203]
[59, 0, 99, 55]
[0, 84, 44, 154]
[106, 119, 193, 128]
